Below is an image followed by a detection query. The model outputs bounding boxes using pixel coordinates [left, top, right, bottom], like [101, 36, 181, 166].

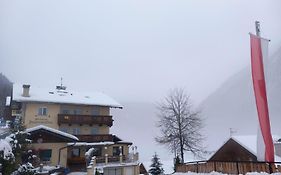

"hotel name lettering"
[29, 117, 53, 124]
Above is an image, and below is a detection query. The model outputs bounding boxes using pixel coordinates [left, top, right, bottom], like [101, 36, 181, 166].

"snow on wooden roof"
[26, 125, 79, 141]
[211, 135, 281, 161]
[231, 135, 257, 156]
[67, 142, 114, 146]
[12, 84, 123, 108]
[232, 135, 281, 156]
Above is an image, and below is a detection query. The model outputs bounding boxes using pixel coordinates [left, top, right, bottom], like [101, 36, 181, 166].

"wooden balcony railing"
[96, 155, 126, 163]
[67, 155, 126, 165]
[67, 157, 86, 165]
[75, 134, 114, 142]
[58, 114, 113, 126]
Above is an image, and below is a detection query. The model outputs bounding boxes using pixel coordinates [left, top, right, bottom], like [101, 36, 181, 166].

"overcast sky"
[1, 0, 281, 104]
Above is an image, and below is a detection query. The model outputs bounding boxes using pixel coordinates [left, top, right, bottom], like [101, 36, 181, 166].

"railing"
[68, 155, 126, 165]
[67, 157, 86, 165]
[96, 155, 126, 163]
[176, 160, 281, 174]
[75, 134, 114, 142]
[58, 114, 113, 126]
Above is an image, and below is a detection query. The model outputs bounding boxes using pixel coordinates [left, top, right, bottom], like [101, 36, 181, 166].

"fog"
[1, 0, 281, 172]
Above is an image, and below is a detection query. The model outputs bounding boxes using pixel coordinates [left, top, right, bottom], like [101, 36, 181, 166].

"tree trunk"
[180, 137, 184, 163]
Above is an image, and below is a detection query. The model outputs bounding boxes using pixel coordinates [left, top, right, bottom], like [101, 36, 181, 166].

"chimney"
[22, 84, 30, 97]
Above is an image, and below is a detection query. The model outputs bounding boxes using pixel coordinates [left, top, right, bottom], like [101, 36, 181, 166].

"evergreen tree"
[10, 117, 35, 175]
[148, 153, 164, 175]
[0, 117, 36, 175]
[9, 117, 31, 165]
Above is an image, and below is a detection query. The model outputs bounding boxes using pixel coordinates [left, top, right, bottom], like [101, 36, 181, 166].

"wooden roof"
[28, 127, 78, 143]
[209, 138, 257, 162]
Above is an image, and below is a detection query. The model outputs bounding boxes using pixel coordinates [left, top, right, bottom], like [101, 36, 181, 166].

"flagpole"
[255, 21, 261, 37]
[251, 21, 275, 162]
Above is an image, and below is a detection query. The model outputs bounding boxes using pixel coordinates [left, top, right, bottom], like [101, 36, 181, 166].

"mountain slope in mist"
[111, 102, 199, 173]
[0, 73, 12, 118]
[111, 102, 176, 172]
[200, 46, 281, 150]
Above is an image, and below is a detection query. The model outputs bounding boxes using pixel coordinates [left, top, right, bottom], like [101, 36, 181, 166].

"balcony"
[75, 134, 115, 142]
[67, 155, 126, 165]
[57, 114, 113, 126]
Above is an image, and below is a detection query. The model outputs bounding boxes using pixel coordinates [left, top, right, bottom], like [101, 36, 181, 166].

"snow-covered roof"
[67, 142, 114, 146]
[231, 135, 258, 156]
[12, 84, 123, 108]
[26, 125, 78, 141]
[98, 162, 140, 168]
[212, 135, 281, 161]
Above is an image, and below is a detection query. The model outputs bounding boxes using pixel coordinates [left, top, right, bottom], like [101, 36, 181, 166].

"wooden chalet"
[176, 135, 281, 174]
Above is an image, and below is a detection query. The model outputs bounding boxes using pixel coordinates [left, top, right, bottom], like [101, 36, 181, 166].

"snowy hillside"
[200, 46, 281, 151]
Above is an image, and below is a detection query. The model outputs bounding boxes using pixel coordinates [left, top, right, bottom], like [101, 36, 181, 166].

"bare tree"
[155, 88, 203, 163]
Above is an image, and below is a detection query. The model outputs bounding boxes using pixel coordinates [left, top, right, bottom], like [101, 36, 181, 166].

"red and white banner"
[250, 33, 274, 162]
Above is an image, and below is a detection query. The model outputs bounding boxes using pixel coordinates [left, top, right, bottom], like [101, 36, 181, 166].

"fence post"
[214, 162, 216, 172]
[269, 163, 273, 174]
[196, 162, 199, 173]
[236, 161, 239, 174]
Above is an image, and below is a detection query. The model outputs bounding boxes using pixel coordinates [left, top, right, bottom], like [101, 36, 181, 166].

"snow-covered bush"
[12, 162, 35, 175]
[0, 117, 35, 175]
[0, 138, 15, 174]
[85, 147, 96, 166]
[0, 138, 14, 160]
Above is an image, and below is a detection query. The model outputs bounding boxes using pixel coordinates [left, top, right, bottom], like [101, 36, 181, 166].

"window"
[62, 109, 70, 114]
[73, 109, 82, 115]
[91, 127, 99, 135]
[39, 149, 52, 161]
[113, 146, 123, 156]
[92, 108, 100, 115]
[71, 148, 80, 157]
[59, 128, 68, 133]
[73, 128, 80, 135]
[38, 107, 47, 116]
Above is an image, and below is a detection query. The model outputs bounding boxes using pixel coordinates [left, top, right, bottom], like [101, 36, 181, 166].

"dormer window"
[38, 107, 48, 116]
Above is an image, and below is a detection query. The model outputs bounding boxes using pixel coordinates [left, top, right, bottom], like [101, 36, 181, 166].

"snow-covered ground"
[174, 172, 281, 175]
[67, 172, 86, 175]
[67, 171, 281, 175]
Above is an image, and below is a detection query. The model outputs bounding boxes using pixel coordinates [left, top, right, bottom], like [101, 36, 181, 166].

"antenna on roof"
[56, 77, 67, 91]
[229, 128, 237, 137]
